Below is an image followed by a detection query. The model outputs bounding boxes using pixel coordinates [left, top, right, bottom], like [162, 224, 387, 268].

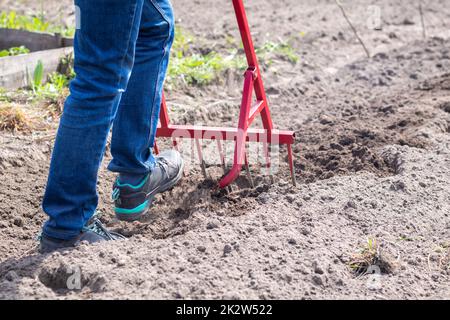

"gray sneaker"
[39, 216, 125, 253]
[112, 149, 184, 222]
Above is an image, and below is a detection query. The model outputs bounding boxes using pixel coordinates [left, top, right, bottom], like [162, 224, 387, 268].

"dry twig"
[419, 1, 427, 39]
[335, 0, 371, 58]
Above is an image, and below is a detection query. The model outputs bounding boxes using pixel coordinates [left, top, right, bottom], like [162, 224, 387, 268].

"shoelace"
[36, 212, 125, 242]
[36, 216, 125, 242]
[82, 216, 125, 240]
[156, 157, 170, 180]
[111, 187, 120, 201]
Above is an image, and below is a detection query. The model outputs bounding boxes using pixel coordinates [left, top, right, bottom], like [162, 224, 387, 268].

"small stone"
[13, 218, 23, 227]
[439, 101, 450, 113]
[278, 179, 288, 187]
[312, 275, 323, 286]
[345, 200, 357, 209]
[173, 292, 183, 299]
[197, 245, 206, 253]
[319, 114, 335, 125]
[287, 238, 297, 245]
[312, 261, 324, 274]
[256, 193, 270, 204]
[390, 180, 406, 191]
[206, 222, 219, 230]
[330, 142, 344, 151]
[339, 136, 355, 146]
[402, 18, 415, 25]
[117, 259, 126, 267]
[223, 244, 233, 255]
[189, 257, 201, 264]
[285, 195, 295, 203]
[300, 227, 310, 236]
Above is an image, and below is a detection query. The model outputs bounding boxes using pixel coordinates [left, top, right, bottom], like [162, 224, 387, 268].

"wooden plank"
[0, 47, 74, 90]
[0, 28, 73, 52]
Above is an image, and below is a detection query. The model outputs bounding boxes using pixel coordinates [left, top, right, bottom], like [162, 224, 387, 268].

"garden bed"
[0, 28, 73, 89]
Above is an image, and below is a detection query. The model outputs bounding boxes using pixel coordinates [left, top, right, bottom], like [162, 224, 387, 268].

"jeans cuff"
[42, 222, 81, 241]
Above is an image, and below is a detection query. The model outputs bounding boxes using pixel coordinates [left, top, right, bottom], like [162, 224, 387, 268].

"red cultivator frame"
[156, 0, 296, 188]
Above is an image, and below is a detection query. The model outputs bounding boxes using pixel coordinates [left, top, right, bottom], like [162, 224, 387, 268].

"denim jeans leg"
[108, 0, 175, 176]
[42, 0, 145, 240]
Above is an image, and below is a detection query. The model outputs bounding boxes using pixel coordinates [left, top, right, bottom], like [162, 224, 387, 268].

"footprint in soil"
[109, 177, 266, 239]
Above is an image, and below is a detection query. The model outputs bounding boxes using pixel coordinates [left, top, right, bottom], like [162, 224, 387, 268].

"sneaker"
[112, 149, 184, 222]
[39, 216, 125, 253]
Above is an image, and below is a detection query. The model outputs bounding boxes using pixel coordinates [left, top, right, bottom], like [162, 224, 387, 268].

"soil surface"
[1, 0, 450, 299]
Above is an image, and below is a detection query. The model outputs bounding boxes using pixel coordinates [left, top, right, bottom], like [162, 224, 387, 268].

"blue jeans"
[42, 0, 175, 240]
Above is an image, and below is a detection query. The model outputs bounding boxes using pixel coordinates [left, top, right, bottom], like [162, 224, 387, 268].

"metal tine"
[262, 141, 275, 184]
[172, 138, 179, 151]
[287, 144, 297, 187]
[172, 138, 187, 177]
[216, 139, 233, 193]
[154, 141, 160, 155]
[195, 138, 208, 179]
[244, 150, 254, 188]
[216, 139, 226, 173]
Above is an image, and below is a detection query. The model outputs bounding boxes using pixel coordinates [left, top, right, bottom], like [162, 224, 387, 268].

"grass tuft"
[349, 238, 395, 276]
[0, 104, 32, 132]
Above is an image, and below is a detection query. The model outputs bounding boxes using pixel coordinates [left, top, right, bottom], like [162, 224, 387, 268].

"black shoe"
[112, 149, 184, 222]
[39, 216, 125, 253]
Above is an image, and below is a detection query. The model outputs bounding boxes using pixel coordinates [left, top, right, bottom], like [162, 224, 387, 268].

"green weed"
[256, 41, 299, 64]
[0, 88, 10, 102]
[0, 46, 30, 58]
[0, 11, 75, 37]
[27, 60, 70, 102]
[166, 28, 296, 87]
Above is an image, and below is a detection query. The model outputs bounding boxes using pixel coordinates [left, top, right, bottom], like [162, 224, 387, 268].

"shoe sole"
[115, 159, 184, 222]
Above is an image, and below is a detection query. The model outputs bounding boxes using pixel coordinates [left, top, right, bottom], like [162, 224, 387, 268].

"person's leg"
[42, 0, 145, 240]
[108, 1, 183, 221]
[107, 0, 175, 183]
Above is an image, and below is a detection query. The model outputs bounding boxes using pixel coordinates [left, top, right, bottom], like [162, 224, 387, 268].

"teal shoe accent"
[116, 175, 149, 189]
[115, 200, 149, 215]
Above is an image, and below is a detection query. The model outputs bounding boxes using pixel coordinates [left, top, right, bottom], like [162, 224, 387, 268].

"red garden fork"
[156, 0, 296, 188]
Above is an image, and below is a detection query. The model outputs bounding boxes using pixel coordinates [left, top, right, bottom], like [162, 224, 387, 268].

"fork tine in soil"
[244, 151, 254, 188]
[172, 137, 179, 151]
[215, 139, 233, 192]
[287, 143, 297, 187]
[195, 138, 208, 179]
[262, 141, 274, 184]
[216, 139, 227, 173]
[155, 0, 296, 189]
